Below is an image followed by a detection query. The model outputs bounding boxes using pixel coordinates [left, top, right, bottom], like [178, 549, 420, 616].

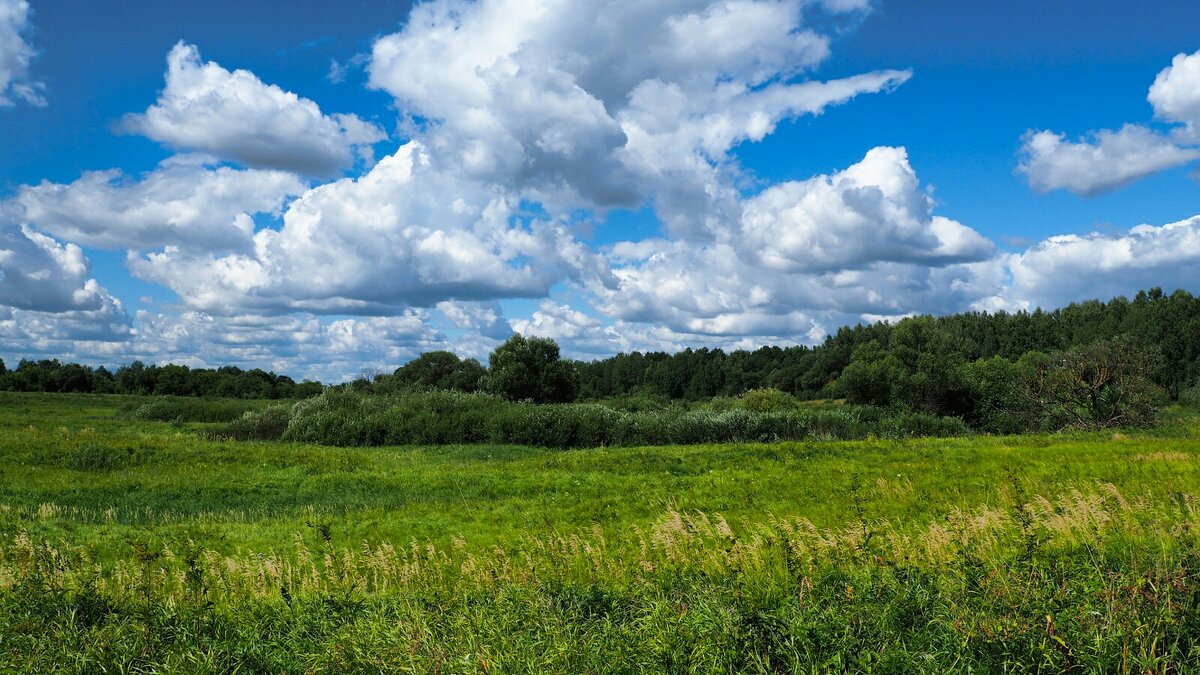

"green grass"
[3, 392, 1200, 672]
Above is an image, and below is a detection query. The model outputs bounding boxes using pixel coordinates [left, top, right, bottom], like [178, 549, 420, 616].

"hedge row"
[219, 390, 969, 448]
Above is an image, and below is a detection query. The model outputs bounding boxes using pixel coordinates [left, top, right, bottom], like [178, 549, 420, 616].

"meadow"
[3, 392, 1200, 672]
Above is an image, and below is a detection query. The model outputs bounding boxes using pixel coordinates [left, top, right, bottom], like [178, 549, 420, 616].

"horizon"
[2, 0, 1199, 382]
[0, 285, 1190, 385]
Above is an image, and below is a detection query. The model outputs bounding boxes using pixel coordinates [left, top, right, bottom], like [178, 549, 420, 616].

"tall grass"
[3, 484, 1198, 672]
[229, 390, 969, 448]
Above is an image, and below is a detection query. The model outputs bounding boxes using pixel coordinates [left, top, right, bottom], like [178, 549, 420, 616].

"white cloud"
[587, 146, 997, 339]
[130, 310, 444, 382]
[740, 147, 993, 271]
[15, 156, 305, 250]
[0, 212, 132, 352]
[1018, 49, 1200, 196]
[126, 142, 611, 315]
[0, 214, 122, 313]
[0, 306, 450, 383]
[510, 301, 600, 340]
[1005, 215, 1200, 308]
[436, 300, 513, 340]
[368, 0, 907, 220]
[117, 0, 905, 320]
[122, 42, 386, 176]
[1149, 49, 1200, 142]
[0, 0, 44, 106]
[1017, 125, 1200, 196]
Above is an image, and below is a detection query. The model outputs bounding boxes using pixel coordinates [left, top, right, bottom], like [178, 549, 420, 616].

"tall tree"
[485, 335, 579, 403]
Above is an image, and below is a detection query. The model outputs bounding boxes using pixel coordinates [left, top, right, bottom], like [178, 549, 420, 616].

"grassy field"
[3, 392, 1200, 672]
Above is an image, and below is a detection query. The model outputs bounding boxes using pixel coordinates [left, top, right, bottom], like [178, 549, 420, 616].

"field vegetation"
[2, 393, 1200, 671]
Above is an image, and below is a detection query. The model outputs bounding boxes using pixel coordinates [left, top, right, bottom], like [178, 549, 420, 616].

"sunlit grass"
[2, 393, 1200, 671]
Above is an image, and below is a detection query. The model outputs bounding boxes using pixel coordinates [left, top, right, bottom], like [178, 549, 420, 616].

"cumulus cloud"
[34, 0, 1181, 375]
[588, 146, 997, 339]
[126, 142, 611, 315]
[1005, 215, 1200, 308]
[129, 310, 445, 381]
[122, 42, 386, 176]
[436, 300, 513, 340]
[0, 0, 44, 106]
[0, 211, 122, 313]
[15, 156, 306, 250]
[119, 0, 907, 321]
[740, 147, 993, 271]
[510, 301, 600, 341]
[1018, 125, 1200, 196]
[0, 308, 447, 383]
[1019, 49, 1200, 196]
[1149, 49, 1200, 142]
[0, 211, 132, 354]
[368, 0, 908, 223]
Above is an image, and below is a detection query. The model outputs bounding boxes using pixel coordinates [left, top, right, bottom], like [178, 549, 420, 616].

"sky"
[1, 0, 1198, 382]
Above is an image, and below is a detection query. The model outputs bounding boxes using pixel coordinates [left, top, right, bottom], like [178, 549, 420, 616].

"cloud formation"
[118, 1, 908, 318]
[1019, 49, 1200, 196]
[1018, 125, 1200, 196]
[0, 210, 132, 355]
[368, 0, 909, 225]
[0, 208, 120, 314]
[16, 156, 305, 250]
[4, 2, 1198, 380]
[125, 143, 609, 315]
[0, 0, 44, 106]
[1006, 215, 1200, 309]
[122, 43, 386, 176]
[1149, 49, 1200, 142]
[590, 146, 997, 338]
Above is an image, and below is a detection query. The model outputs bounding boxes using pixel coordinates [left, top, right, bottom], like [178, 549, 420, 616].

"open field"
[3, 392, 1200, 672]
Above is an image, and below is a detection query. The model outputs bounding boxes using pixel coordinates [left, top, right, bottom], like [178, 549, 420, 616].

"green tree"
[1017, 335, 1162, 430]
[393, 351, 486, 392]
[836, 340, 904, 406]
[960, 356, 1025, 434]
[485, 335, 579, 403]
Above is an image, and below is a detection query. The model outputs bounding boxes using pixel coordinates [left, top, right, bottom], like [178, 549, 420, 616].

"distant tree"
[836, 340, 904, 407]
[485, 335, 578, 403]
[393, 351, 486, 392]
[960, 355, 1025, 434]
[1017, 335, 1163, 431]
[836, 317, 971, 414]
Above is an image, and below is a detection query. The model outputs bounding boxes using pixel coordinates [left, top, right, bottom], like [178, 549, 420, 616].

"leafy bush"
[268, 391, 969, 449]
[734, 388, 802, 412]
[1181, 384, 1200, 410]
[960, 356, 1028, 434]
[120, 397, 267, 423]
[221, 404, 293, 441]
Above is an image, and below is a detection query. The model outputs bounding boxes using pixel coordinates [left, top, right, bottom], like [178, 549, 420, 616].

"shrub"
[273, 391, 969, 449]
[121, 397, 266, 423]
[222, 404, 292, 441]
[1181, 384, 1200, 410]
[960, 356, 1029, 434]
[734, 388, 801, 412]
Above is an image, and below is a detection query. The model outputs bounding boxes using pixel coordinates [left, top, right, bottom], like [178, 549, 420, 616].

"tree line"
[0, 360, 322, 399]
[4, 288, 1199, 424]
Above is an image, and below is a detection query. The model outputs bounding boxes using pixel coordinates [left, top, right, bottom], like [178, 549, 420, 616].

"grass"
[2, 392, 1200, 671]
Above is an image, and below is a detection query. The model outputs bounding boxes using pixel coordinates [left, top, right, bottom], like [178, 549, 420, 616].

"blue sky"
[1, 0, 1198, 381]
